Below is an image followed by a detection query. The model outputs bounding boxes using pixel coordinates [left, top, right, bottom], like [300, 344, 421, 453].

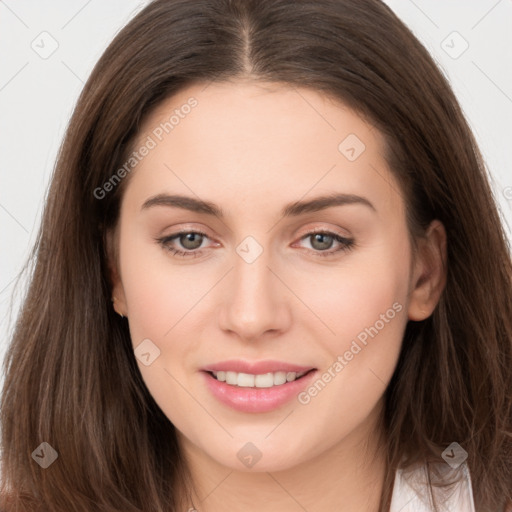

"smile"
[209, 370, 311, 388]
[201, 362, 318, 413]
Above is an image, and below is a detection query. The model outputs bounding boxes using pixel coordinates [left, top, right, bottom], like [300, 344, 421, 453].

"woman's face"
[111, 81, 437, 473]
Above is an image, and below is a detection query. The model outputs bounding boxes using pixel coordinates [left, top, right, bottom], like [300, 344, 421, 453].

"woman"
[1, 0, 511, 511]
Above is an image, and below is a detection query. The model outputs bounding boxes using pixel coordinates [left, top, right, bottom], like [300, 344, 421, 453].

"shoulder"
[389, 461, 475, 512]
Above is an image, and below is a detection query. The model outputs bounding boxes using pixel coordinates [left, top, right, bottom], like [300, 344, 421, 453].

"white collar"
[389, 462, 476, 512]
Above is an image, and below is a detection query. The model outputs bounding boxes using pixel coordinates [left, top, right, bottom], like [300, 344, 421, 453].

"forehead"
[137, 80, 382, 158]
[124, 81, 403, 220]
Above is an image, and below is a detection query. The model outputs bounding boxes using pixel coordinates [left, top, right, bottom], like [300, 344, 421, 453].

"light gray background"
[1, 0, 512, 388]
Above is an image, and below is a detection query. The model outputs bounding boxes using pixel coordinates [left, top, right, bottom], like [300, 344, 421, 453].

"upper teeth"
[212, 370, 308, 388]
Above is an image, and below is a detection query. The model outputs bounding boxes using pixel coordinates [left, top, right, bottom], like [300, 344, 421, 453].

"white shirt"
[390, 462, 475, 511]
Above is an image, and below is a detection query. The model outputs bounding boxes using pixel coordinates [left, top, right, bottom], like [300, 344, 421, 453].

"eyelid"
[292, 228, 355, 255]
[157, 225, 354, 258]
[294, 224, 351, 240]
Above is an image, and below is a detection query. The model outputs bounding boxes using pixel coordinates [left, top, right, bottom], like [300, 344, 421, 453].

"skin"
[109, 80, 447, 512]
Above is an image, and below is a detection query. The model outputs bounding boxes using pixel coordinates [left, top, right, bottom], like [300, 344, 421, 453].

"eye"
[157, 230, 213, 258]
[156, 229, 355, 259]
[295, 229, 355, 257]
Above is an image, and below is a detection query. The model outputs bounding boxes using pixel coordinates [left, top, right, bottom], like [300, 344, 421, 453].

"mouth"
[201, 362, 318, 413]
[205, 369, 316, 388]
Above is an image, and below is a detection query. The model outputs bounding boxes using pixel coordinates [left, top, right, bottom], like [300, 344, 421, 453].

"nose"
[218, 246, 292, 342]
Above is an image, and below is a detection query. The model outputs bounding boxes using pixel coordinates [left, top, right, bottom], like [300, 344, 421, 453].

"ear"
[407, 220, 447, 321]
[105, 227, 128, 318]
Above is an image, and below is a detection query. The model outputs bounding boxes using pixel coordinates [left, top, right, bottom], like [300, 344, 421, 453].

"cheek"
[117, 236, 207, 430]
[293, 274, 407, 454]
[296, 235, 410, 405]
[298, 237, 410, 349]
[119, 232, 207, 344]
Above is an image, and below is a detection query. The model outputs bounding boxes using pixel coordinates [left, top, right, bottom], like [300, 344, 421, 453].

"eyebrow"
[141, 192, 376, 218]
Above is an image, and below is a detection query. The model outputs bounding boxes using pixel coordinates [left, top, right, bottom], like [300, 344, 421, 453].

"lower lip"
[201, 370, 317, 413]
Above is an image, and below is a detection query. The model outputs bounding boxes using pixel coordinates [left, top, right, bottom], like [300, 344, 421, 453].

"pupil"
[181, 233, 202, 249]
[312, 233, 332, 250]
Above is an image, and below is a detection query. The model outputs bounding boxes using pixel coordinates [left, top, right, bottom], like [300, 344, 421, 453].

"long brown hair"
[1, 0, 511, 510]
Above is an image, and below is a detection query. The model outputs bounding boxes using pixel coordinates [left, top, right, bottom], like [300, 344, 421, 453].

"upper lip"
[202, 360, 316, 374]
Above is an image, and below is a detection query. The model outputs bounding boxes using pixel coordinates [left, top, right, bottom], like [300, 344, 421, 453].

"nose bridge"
[233, 244, 272, 302]
[219, 237, 289, 340]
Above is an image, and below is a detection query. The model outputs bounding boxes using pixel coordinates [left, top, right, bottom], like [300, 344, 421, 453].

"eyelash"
[156, 229, 355, 259]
